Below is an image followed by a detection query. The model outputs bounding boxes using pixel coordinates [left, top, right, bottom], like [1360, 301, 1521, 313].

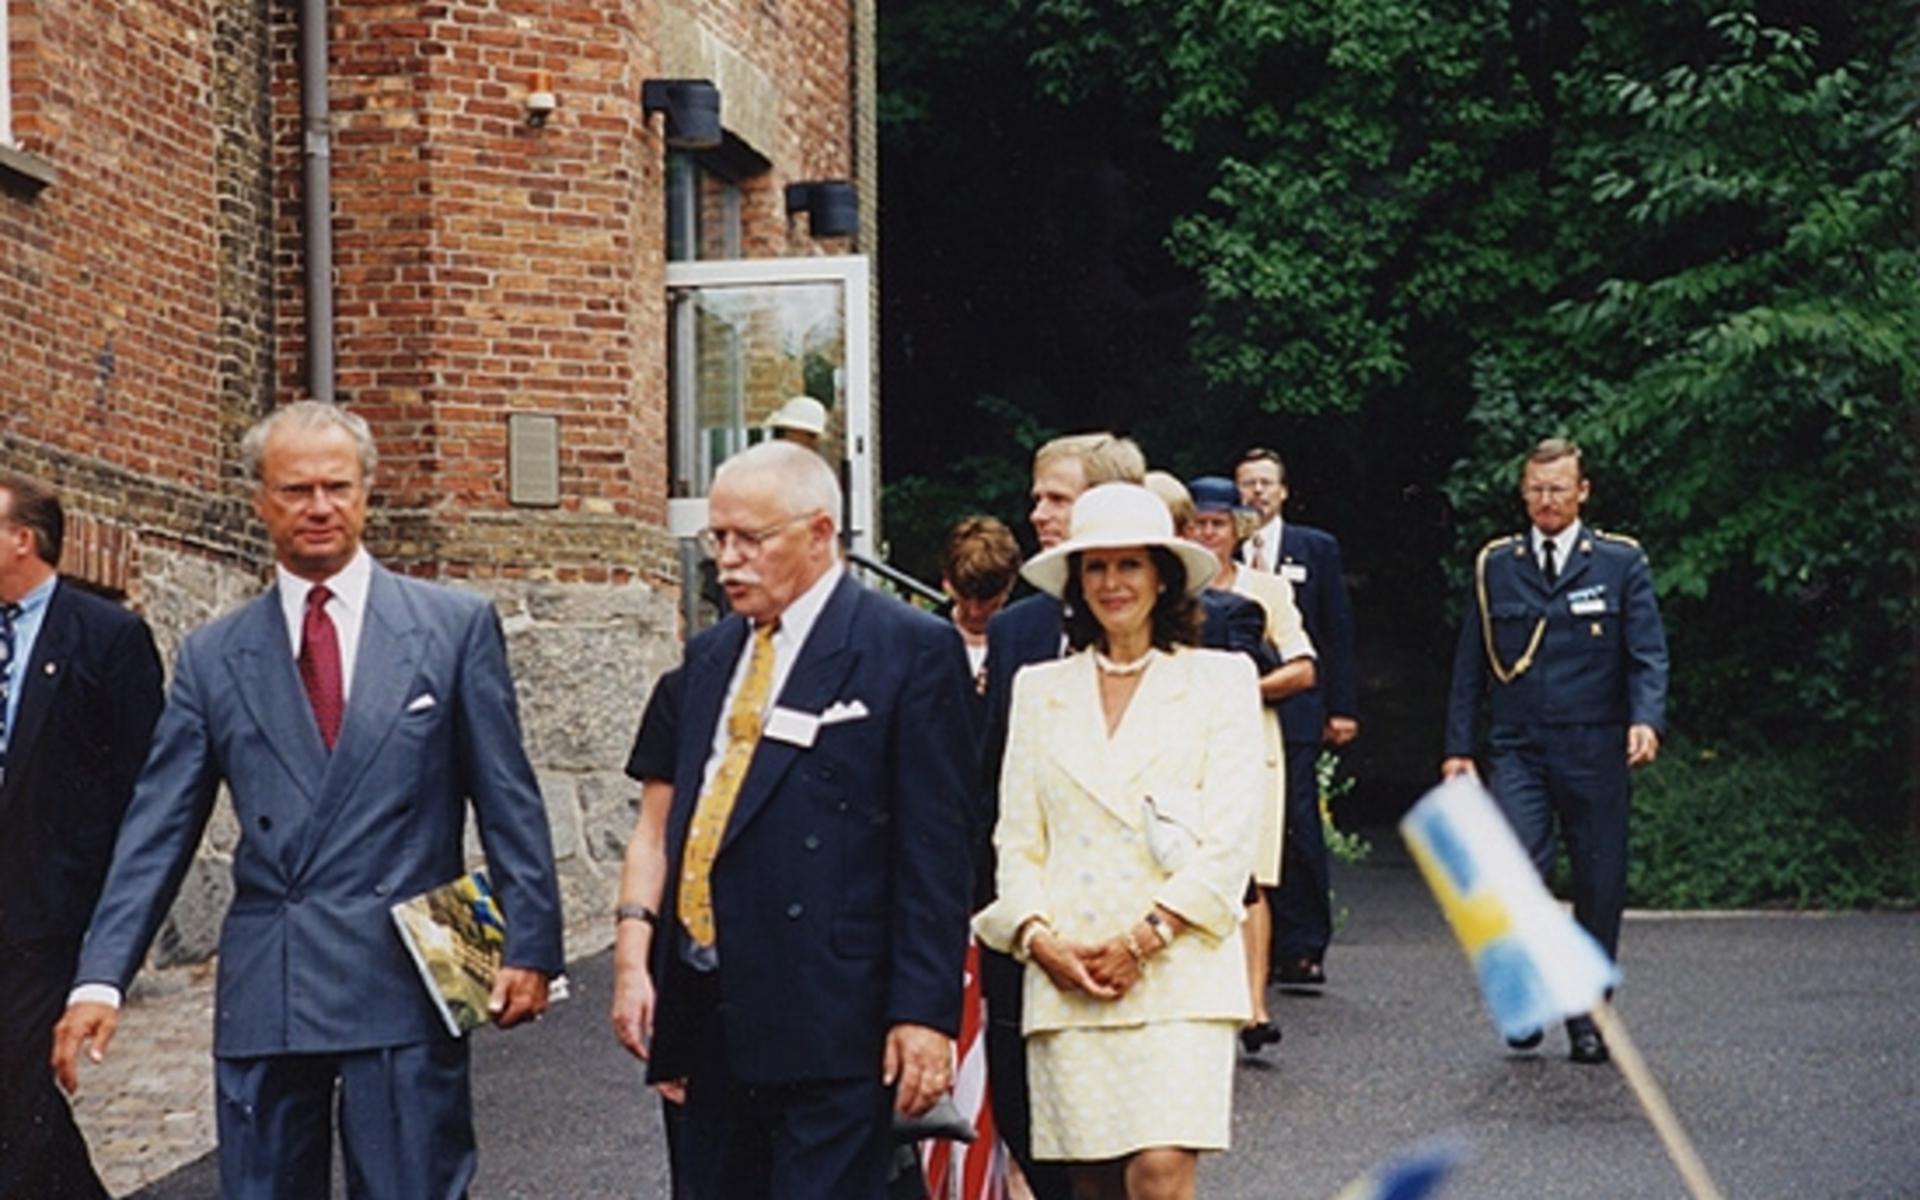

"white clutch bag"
[1142, 791, 1203, 873]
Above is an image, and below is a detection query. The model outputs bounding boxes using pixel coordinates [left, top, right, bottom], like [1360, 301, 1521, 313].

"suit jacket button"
[257, 816, 272, 832]
[288, 889, 303, 904]
[803, 834, 821, 851]
[785, 903, 804, 919]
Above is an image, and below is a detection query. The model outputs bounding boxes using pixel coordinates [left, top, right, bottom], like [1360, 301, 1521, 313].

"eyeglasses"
[698, 513, 815, 558]
[1521, 485, 1577, 500]
[269, 481, 361, 506]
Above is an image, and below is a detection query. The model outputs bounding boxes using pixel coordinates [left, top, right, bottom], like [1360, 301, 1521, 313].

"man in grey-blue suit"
[53, 401, 564, 1198]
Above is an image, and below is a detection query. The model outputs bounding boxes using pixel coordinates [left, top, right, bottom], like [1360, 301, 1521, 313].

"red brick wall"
[5, 0, 861, 585]
[1, 0, 225, 496]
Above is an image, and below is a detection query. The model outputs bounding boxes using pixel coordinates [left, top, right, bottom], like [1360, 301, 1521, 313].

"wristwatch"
[614, 903, 659, 928]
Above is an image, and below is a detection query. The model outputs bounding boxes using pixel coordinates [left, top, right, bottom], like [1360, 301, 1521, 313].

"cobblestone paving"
[71, 965, 219, 1198]
[76, 920, 616, 1197]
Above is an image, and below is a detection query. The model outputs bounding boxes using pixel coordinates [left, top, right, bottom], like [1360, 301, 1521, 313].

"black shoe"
[1567, 1017, 1609, 1065]
[1239, 1021, 1283, 1054]
[1275, 956, 1326, 987]
[1505, 1028, 1544, 1051]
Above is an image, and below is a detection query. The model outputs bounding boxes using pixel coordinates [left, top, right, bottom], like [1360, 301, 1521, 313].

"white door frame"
[664, 255, 875, 559]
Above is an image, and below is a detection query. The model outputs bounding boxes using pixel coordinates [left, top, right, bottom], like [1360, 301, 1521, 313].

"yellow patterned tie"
[677, 621, 778, 948]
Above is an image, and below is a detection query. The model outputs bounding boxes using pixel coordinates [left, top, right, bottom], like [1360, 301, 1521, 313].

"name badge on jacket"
[1568, 584, 1607, 616]
[763, 706, 820, 748]
[1281, 563, 1308, 584]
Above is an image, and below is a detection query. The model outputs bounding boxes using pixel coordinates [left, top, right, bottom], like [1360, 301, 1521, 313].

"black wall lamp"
[784, 180, 859, 238]
[641, 79, 722, 150]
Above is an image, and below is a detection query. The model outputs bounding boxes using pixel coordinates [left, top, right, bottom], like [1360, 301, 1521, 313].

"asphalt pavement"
[130, 835, 1920, 1199]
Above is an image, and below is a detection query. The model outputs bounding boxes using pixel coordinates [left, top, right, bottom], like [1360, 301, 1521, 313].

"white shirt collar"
[276, 547, 373, 629]
[1240, 514, 1285, 567]
[274, 548, 373, 701]
[1531, 520, 1582, 564]
[767, 561, 844, 649]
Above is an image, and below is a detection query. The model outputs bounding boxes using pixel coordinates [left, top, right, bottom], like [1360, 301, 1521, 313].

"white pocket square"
[819, 699, 869, 725]
[405, 694, 438, 714]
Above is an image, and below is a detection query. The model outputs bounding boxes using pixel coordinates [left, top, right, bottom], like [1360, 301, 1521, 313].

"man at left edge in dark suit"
[0, 475, 163, 1200]
[52, 401, 565, 1199]
[643, 440, 973, 1200]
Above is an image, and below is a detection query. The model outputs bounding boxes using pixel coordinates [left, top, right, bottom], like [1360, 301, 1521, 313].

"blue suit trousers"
[1485, 723, 1632, 957]
[214, 1039, 474, 1200]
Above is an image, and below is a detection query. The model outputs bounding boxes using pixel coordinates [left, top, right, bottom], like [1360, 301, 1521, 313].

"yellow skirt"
[1026, 1020, 1236, 1162]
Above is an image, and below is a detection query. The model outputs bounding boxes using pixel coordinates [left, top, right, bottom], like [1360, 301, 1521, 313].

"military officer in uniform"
[1441, 437, 1669, 1065]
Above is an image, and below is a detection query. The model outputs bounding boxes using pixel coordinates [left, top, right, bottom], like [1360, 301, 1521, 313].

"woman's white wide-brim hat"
[1021, 483, 1220, 600]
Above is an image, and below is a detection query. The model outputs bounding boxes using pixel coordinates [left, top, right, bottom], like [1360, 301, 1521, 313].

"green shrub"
[1624, 741, 1920, 910]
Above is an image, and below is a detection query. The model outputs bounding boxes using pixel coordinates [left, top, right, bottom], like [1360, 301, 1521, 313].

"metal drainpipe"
[300, 0, 335, 402]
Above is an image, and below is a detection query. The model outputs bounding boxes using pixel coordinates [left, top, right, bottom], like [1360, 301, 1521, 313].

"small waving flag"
[1400, 775, 1620, 1041]
[1331, 1139, 1463, 1200]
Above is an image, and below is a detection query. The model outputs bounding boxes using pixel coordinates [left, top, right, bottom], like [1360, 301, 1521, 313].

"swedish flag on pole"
[1402, 775, 1727, 1200]
[1399, 775, 1619, 1041]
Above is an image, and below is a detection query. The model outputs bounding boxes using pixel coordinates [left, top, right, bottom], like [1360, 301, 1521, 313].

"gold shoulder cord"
[1477, 539, 1545, 685]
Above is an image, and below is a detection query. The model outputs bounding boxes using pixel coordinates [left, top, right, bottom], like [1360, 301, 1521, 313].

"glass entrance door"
[665, 255, 873, 629]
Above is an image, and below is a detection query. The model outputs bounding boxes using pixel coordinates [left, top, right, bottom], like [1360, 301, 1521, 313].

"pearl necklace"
[1094, 648, 1157, 677]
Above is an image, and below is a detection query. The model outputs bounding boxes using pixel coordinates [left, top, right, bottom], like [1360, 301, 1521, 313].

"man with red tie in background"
[1235, 447, 1360, 988]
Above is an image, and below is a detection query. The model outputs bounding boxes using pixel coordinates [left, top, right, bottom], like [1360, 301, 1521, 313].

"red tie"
[299, 584, 344, 750]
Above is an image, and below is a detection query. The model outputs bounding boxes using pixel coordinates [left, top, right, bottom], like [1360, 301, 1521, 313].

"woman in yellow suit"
[975, 483, 1263, 1200]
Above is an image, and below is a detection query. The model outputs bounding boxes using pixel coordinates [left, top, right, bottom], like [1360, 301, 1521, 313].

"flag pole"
[1588, 1001, 1725, 1200]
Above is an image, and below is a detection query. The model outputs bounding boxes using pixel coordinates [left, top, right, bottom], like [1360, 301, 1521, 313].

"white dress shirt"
[696, 561, 845, 801]
[1532, 520, 1582, 582]
[1240, 515, 1285, 573]
[274, 548, 373, 702]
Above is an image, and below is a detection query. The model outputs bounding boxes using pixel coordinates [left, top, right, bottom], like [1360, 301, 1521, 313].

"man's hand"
[52, 1002, 119, 1095]
[1324, 716, 1359, 747]
[1627, 724, 1661, 768]
[1029, 933, 1120, 1001]
[882, 1023, 953, 1117]
[610, 923, 657, 1060]
[488, 966, 550, 1029]
[1440, 756, 1478, 780]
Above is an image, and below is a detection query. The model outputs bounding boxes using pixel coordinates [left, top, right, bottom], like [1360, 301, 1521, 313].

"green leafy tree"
[1448, 8, 1920, 818]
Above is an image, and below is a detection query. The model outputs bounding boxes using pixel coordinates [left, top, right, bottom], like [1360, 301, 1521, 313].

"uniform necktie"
[678, 621, 778, 948]
[0, 602, 19, 783]
[298, 584, 344, 750]
[1542, 538, 1559, 586]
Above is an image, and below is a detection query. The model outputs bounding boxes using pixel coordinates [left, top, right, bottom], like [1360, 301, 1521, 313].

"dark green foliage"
[1625, 740, 1920, 910]
[881, 1, 1920, 864]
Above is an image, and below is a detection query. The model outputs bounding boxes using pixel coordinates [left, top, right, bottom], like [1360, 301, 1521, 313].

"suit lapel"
[1556, 533, 1596, 596]
[290, 565, 422, 877]
[666, 618, 747, 859]
[1111, 649, 1192, 798]
[0, 581, 74, 812]
[1042, 652, 1126, 823]
[717, 575, 861, 855]
[226, 588, 330, 802]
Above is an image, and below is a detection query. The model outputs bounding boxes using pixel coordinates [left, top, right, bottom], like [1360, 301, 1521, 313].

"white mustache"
[717, 570, 760, 589]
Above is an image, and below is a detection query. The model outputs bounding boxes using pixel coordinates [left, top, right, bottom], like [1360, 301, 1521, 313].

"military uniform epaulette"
[1593, 529, 1641, 548]
[1479, 533, 1523, 556]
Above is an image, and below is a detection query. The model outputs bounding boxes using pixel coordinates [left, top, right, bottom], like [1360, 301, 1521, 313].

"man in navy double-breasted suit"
[1443, 437, 1668, 1064]
[0, 475, 163, 1199]
[1235, 447, 1359, 985]
[54, 401, 564, 1197]
[644, 441, 974, 1200]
